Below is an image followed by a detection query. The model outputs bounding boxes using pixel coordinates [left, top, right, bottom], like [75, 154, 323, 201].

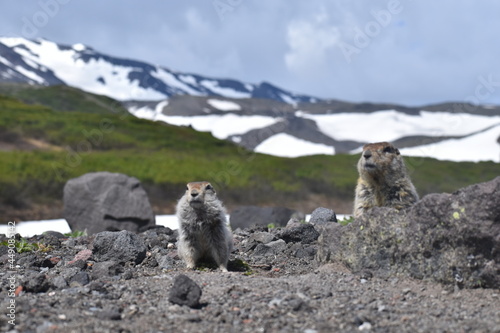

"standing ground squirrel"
[354, 142, 419, 217]
[176, 181, 233, 272]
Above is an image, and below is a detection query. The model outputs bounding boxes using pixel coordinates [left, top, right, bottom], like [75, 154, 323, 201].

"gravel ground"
[1, 224, 499, 333]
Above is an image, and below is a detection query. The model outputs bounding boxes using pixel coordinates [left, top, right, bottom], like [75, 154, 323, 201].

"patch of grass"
[63, 230, 87, 238]
[0, 238, 50, 253]
[228, 258, 253, 274]
[15, 238, 36, 253]
[0, 83, 128, 115]
[339, 216, 355, 226]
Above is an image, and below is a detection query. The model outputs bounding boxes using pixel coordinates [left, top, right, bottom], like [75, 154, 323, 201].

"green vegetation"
[0, 237, 52, 253]
[0, 83, 498, 221]
[0, 83, 128, 114]
[339, 216, 355, 226]
[228, 258, 253, 275]
[63, 230, 87, 238]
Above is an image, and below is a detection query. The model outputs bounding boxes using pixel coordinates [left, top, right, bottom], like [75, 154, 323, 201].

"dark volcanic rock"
[168, 274, 202, 308]
[69, 271, 90, 286]
[91, 261, 124, 279]
[317, 176, 500, 288]
[253, 239, 287, 257]
[63, 172, 155, 235]
[248, 231, 275, 245]
[230, 206, 299, 230]
[93, 230, 147, 264]
[280, 223, 320, 244]
[23, 272, 50, 293]
[309, 207, 337, 225]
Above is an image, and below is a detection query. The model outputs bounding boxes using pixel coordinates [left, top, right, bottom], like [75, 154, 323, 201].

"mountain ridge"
[0, 37, 318, 104]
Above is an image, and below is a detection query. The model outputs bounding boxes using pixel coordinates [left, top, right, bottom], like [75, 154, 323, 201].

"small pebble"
[359, 322, 372, 331]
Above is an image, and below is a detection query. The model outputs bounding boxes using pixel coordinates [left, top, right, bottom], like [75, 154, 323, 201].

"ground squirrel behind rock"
[176, 181, 233, 272]
[354, 142, 419, 217]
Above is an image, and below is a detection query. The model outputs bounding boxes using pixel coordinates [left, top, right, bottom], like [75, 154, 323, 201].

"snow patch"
[14, 65, 44, 83]
[400, 124, 500, 162]
[303, 110, 500, 142]
[72, 43, 86, 52]
[178, 74, 197, 86]
[279, 93, 297, 105]
[131, 109, 278, 140]
[255, 133, 335, 158]
[154, 100, 169, 114]
[0, 56, 12, 66]
[207, 99, 241, 111]
[200, 80, 251, 98]
[151, 69, 202, 96]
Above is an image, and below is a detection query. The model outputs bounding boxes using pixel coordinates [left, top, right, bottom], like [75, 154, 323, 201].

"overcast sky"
[1, 0, 500, 106]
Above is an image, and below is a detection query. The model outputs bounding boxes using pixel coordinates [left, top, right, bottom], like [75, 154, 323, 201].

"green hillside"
[0, 84, 498, 221]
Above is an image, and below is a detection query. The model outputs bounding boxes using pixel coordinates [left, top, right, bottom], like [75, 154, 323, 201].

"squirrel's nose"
[190, 191, 199, 197]
[363, 150, 372, 159]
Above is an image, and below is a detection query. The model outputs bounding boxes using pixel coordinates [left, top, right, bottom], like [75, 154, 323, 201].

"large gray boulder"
[63, 172, 155, 235]
[316, 176, 500, 288]
[230, 205, 300, 230]
[309, 207, 337, 225]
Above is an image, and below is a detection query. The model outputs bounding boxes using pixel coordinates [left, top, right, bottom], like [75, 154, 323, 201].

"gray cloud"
[1, 0, 499, 106]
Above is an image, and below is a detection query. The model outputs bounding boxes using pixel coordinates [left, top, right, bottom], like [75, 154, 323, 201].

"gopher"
[176, 181, 233, 272]
[354, 142, 419, 217]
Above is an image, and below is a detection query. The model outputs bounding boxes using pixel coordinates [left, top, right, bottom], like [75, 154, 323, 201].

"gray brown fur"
[354, 142, 419, 217]
[176, 181, 233, 272]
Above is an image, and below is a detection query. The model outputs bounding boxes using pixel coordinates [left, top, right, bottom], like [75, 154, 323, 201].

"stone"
[39, 234, 61, 248]
[63, 172, 155, 235]
[309, 207, 337, 225]
[293, 245, 317, 259]
[97, 309, 122, 321]
[93, 230, 147, 264]
[230, 205, 300, 230]
[155, 254, 175, 269]
[316, 177, 500, 288]
[280, 223, 320, 244]
[61, 267, 82, 281]
[23, 272, 50, 293]
[91, 261, 124, 279]
[253, 239, 287, 257]
[168, 274, 202, 308]
[51, 276, 68, 289]
[69, 271, 90, 287]
[42, 231, 66, 239]
[67, 249, 92, 265]
[248, 232, 275, 244]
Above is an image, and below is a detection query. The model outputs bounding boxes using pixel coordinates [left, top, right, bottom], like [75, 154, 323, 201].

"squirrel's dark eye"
[186, 186, 189, 191]
[205, 184, 213, 191]
[383, 146, 393, 153]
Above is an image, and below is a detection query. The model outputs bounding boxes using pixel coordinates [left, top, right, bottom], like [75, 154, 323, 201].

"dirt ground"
[1, 224, 499, 333]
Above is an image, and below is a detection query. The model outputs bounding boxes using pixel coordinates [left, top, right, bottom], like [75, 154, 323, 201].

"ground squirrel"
[354, 142, 419, 217]
[176, 181, 233, 272]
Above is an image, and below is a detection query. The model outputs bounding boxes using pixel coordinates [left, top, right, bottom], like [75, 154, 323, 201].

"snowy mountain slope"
[0, 37, 317, 103]
[0, 37, 498, 162]
[128, 96, 500, 162]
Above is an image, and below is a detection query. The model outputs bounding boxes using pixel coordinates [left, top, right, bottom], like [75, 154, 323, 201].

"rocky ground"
[1, 219, 499, 333]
